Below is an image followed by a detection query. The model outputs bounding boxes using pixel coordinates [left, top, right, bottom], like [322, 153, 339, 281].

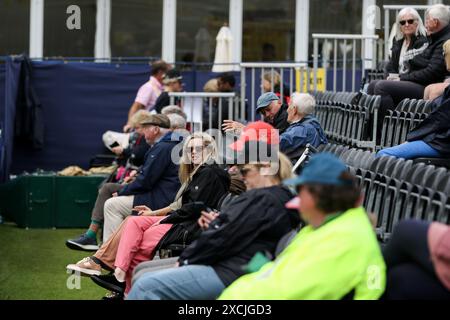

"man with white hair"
[279, 93, 327, 160]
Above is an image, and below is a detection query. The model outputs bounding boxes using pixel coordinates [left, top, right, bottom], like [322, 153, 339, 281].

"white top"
[398, 41, 409, 75]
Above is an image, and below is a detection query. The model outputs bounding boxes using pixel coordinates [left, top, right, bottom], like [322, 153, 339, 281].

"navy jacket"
[279, 115, 327, 158]
[118, 132, 181, 209]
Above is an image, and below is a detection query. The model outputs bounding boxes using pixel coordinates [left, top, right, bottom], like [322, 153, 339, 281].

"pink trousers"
[114, 215, 173, 293]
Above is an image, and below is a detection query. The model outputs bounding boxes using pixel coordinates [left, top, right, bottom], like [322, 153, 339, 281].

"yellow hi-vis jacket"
[219, 207, 386, 300]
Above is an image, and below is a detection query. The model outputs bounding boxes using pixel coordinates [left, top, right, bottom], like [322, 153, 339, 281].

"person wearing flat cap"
[153, 69, 184, 114]
[219, 153, 386, 300]
[66, 113, 182, 252]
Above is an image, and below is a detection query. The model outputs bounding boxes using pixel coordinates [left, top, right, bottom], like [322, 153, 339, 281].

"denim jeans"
[127, 265, 225, 300]
[377, 140, 441, 159]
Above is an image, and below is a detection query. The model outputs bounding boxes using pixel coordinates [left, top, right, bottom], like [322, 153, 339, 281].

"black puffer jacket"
[178, 185, 301, 286]
[156, 163, 231, 249]
[400, 24, 450, 86]
[385, 35, 428, 75]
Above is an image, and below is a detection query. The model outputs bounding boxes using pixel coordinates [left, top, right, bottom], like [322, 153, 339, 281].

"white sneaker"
[67, 257, 101, 276]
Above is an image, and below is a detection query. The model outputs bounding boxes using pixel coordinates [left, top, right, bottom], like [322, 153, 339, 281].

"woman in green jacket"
[219, 153, 386, 300]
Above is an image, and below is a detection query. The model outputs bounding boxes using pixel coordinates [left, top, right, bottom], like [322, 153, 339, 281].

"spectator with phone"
[67, 132, 230, 297]
[127, 126, 301, 300]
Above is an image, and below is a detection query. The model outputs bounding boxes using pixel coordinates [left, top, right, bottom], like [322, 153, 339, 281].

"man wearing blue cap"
[219, 153, 386, 300]
[223, 92, 290, 134]
[255, 92, 290, 134]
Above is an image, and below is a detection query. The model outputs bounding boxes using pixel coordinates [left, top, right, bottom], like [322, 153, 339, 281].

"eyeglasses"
[399, 19, 416, 26]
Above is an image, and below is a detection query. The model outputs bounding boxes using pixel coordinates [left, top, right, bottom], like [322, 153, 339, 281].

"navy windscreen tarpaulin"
[0, 62, 7, 182]
[10, 61, 151, 174]
[1, 58, 21, 182]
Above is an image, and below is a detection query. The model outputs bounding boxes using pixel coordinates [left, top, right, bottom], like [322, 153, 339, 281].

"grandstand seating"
[312, 91, 449, 169]
[317, 143, 450, 243]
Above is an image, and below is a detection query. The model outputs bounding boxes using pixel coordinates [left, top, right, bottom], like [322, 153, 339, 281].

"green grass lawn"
[0, 223, 107, 300]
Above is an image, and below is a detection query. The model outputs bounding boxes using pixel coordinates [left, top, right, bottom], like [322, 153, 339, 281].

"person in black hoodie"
[368, 5, 450, 139]
[127, 140, 300, 300]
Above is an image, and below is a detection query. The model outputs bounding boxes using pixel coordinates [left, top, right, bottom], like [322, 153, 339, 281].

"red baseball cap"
[229, 121, 280, 151]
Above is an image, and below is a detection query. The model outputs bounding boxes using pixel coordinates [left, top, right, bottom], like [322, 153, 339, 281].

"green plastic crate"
[54, 176, 106, 228]
[0, 174, 107, 228]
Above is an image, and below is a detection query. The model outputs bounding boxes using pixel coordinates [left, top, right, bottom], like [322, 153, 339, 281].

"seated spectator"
[222, 92, 289, 135]
[224, 93, 326, 163]
[424, 39, 450, 101]
[109, 111, 151, 183]
[107, 110, 150, 183]
[161, 105, 187, 120]
[123, 60, 170, 132]
[218, 153, 386, 300]
[367, 4, 450, 139]
[382, 220, 450, 300]
[377, 93, 450, 159]
[65, 114, 180, 251]
[279, 93, 327, 160]
[67, 133, 231, 296]
[165, 112, 189, 139]
[203, 78, 219, 93]
[127, 138, 300, 300]
[153, 69, 184, 114]
[383, 8, 428, 79]
[262, 70, 291, 105]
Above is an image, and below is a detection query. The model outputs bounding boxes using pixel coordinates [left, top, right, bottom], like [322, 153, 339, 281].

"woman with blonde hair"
[128, 123, 301, 300]
[262, 70, 291, 104]
[67, 132, 230, 297]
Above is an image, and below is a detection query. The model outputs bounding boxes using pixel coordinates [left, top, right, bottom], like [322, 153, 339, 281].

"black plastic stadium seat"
[413, 158, 450, 169]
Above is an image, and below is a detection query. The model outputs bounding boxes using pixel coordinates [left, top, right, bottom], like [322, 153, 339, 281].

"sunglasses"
[189, 146, 205, 153]
[399, 19, 416, 26]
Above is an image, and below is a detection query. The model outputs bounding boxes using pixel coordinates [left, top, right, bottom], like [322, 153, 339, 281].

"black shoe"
[91, 274, 125, 294]
[66, 234, 99, 251]
[101, 291, 124, 300]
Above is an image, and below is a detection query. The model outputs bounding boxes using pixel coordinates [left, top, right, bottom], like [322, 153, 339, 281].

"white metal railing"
[383, 5, 450, 60]
[240, 62, 312, 122]
[169, 92, 236, 132]
[312, 33, 379, 93]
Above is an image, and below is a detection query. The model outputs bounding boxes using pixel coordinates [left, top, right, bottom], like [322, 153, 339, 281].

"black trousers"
[382, 220, 450, 300]
[367, 80, 425, 142]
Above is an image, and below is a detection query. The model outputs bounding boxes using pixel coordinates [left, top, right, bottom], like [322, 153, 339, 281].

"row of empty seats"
[313, 91, 380, 150]
[312, 91, 449, 169]
[317, 143, 450, 242]
[380, 98, 435, 149]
